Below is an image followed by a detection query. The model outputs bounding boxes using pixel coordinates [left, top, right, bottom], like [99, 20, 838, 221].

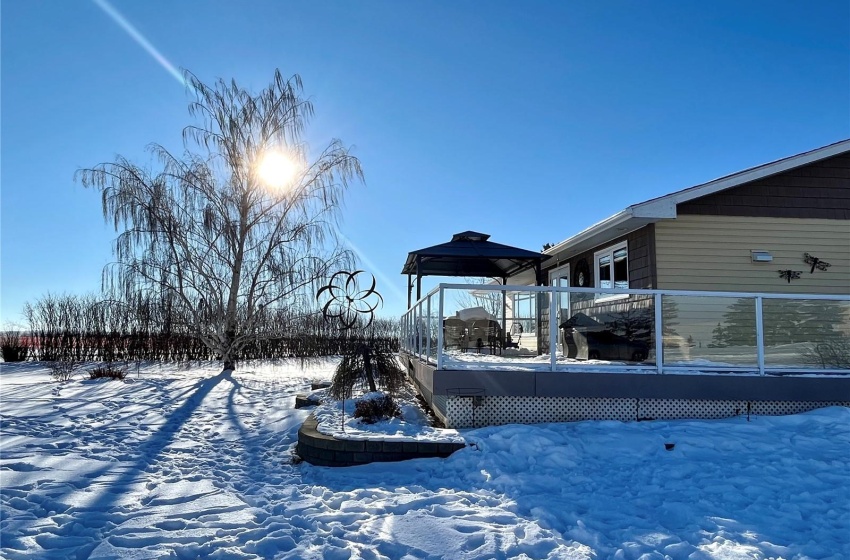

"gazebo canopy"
[401, 231, 547, 306]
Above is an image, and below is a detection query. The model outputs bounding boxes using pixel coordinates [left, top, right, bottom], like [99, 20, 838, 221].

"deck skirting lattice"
[442, 396, 849, 428]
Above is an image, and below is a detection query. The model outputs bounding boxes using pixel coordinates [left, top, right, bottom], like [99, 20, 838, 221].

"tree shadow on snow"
[34, 369, 232, 559]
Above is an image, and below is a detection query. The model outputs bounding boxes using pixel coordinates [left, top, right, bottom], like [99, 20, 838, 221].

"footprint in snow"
[1, 462, 40, 472]
[155, 520, 187, 531]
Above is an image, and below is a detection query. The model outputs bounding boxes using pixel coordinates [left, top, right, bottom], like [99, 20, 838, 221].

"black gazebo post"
[501, 277, 508, 345]
[415, 255, 422, 302]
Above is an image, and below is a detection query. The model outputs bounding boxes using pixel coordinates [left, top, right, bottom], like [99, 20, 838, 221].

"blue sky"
[2, 0, 848, 324]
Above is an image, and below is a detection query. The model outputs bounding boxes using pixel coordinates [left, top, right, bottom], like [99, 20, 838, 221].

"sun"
[257, 150, 299, 190]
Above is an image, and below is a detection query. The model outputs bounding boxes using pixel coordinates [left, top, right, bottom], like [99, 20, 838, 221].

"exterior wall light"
[751, 250, 773, 263]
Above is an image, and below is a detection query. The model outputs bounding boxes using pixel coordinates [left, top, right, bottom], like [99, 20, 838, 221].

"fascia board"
[543, 208, 632, 257]
[544, 210, 633, 256]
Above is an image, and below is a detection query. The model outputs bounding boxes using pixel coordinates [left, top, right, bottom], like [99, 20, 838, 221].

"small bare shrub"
[89, 364, 127, 380]
[0, 330, 30, 362]
[804, 338, 850, 369]
[353, 394, 401, 424]
[48, 360, 79, 382]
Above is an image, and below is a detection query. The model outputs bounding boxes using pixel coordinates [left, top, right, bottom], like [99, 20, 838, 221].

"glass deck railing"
[400, 284, 850, 375]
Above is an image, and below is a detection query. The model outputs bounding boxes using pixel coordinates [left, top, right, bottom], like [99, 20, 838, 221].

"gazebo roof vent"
[451, 231, 490, 242]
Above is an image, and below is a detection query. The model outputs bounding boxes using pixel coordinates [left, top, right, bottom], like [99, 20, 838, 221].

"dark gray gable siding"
[677, 153, 850, 219]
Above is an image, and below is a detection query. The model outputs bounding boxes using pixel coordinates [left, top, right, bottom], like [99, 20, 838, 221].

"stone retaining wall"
[296, 414, 466, 467]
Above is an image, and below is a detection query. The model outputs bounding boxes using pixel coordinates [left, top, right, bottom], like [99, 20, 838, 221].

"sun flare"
[257, 150, 299, 189]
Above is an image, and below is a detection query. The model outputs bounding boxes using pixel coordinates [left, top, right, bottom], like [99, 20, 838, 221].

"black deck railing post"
[416, 255, 422, 302]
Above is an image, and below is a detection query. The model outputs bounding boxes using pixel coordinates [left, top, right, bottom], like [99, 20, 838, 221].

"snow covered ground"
[2, 359, 848, 559]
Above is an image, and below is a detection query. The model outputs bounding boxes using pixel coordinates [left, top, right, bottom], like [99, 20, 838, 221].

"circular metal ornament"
[574, 259, 590, 287]
[316, 270, 383, 330]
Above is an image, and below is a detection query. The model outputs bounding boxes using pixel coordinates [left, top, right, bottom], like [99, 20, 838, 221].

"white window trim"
[594, 241, 629, 302]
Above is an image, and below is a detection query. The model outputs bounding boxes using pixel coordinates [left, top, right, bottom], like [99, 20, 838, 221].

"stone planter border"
[296, 414, 466, 467]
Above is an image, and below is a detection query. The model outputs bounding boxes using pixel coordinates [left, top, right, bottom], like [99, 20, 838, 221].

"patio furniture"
[457, 306, 495, 322]
[510, 322, 523, 345]
[469, 319, 502, 354]
[443, 317, 469, 351]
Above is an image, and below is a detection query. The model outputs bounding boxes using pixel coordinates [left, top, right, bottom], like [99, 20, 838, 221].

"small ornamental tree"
[329, 343, 405, 400]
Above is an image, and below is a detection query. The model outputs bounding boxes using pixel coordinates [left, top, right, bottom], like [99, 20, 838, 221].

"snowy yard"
[1, 359, 848, 559]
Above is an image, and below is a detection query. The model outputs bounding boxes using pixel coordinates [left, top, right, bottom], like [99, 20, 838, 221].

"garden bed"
[296, 414, 466, 467]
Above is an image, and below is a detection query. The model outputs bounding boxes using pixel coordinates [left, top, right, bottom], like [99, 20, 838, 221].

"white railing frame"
[402, 283, 850, 376]
[434, 283, 849, 300]
[437, 286, 445, 370]
[549, 287, 557, 371]
[755, 296, 765, 376]
[425, 294, 431, 364]
[415, 301, 421, 360]
[654, 292, 664, 375]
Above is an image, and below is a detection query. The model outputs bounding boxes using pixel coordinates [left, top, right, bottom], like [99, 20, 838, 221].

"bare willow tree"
[78, 70, 363, 370]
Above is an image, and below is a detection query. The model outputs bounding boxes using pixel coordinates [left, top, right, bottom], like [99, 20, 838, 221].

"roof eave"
[541, 212, 663, 266]
[544, 208, 636, 256]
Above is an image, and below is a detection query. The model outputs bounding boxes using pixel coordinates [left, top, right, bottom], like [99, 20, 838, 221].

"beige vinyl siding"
[655, 215, 850, 294]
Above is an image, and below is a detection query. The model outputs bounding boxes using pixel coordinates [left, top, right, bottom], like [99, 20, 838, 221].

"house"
[520, 139, 850, 360]
[402, 140, 850, 428]
[525, 138, 849, 295]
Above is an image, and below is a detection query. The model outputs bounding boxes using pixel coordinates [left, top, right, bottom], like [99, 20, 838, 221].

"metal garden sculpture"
[317, 270, 382, 330]
[778, 269, 802, 283]
[317, 270, 405, 416]
[803, 253, 831, 274]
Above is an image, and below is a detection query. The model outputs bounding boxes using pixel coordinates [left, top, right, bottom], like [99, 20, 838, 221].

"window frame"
[509, 290, 537, 334]
[593, 241, 629, 301]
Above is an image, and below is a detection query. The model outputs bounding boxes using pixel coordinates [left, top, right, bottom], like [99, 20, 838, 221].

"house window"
[595, 242, 628, 290]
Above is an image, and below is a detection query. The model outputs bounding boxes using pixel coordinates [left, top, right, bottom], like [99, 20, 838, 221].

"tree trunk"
[360, 344, 377, 393]
[222, 329, 236, 371]
[220, 197, 249, 374]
